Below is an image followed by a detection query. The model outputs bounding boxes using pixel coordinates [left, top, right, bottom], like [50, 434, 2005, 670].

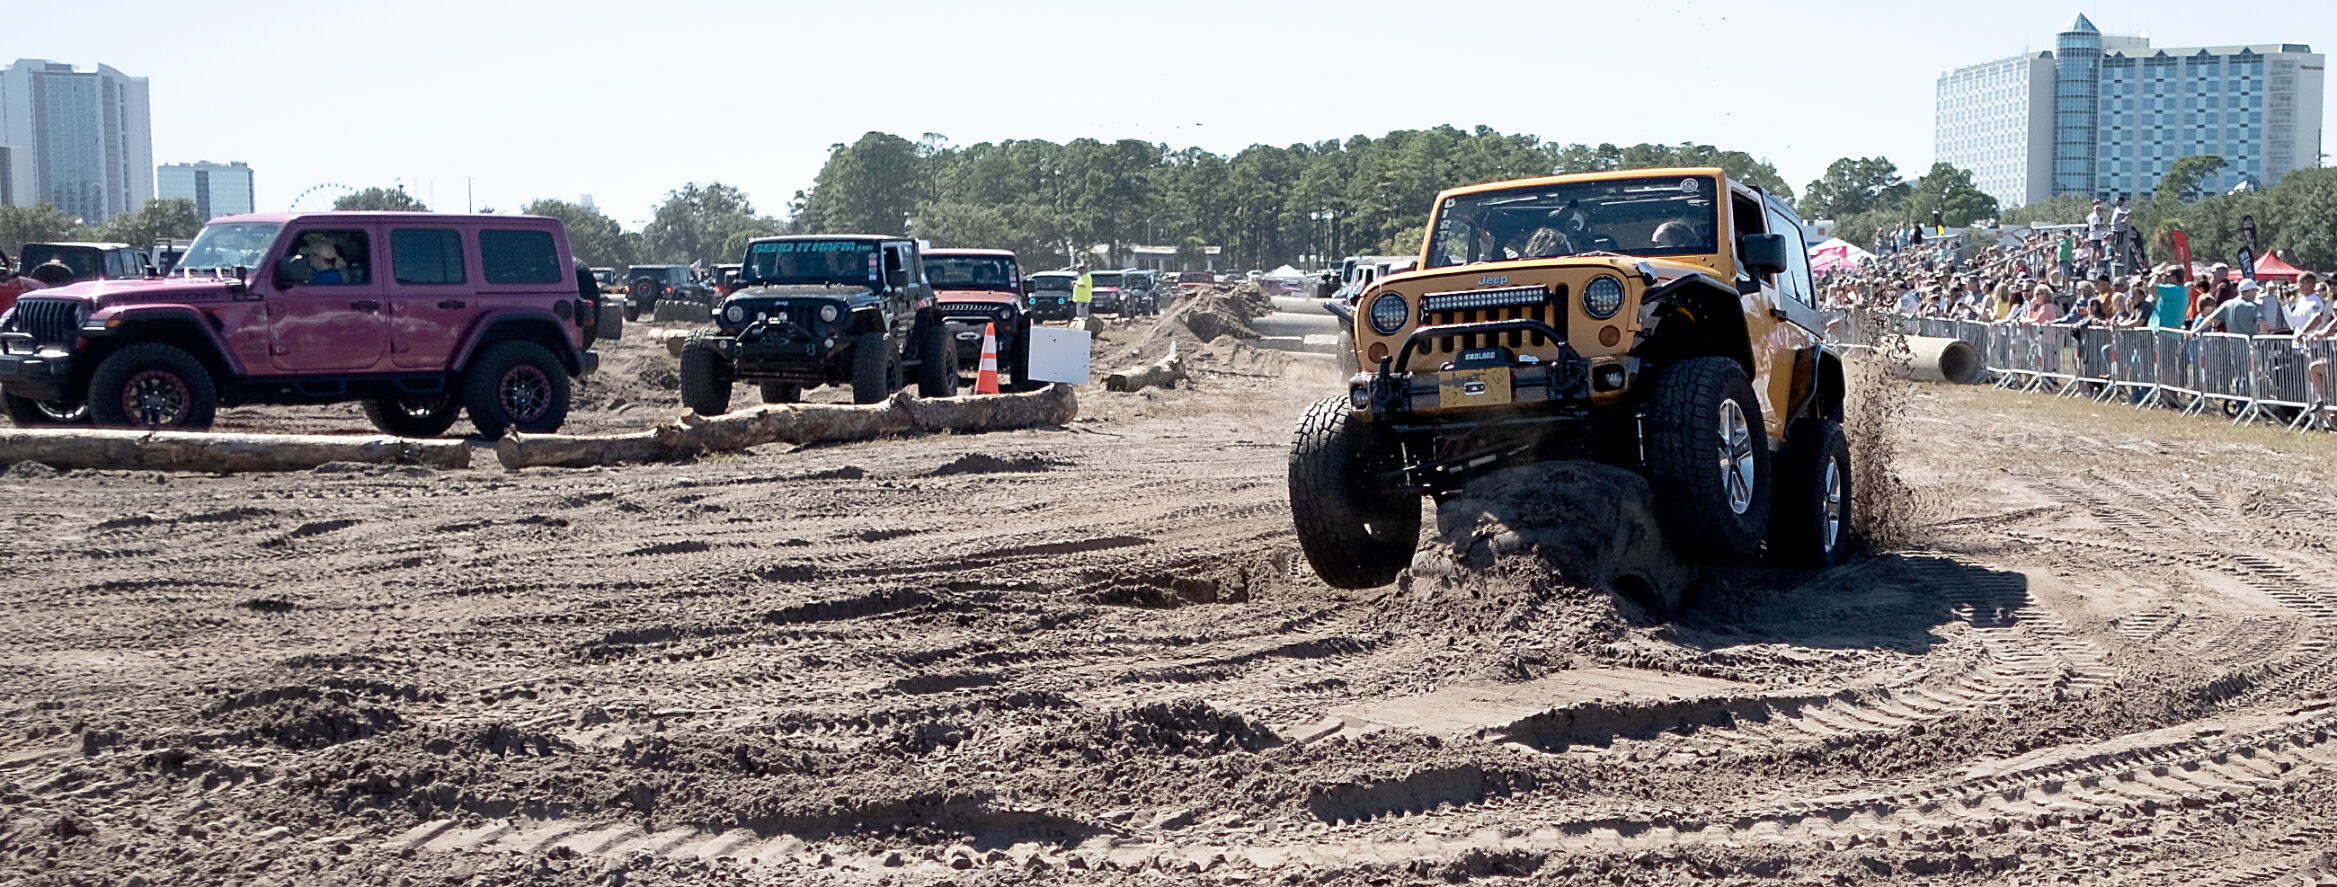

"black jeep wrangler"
[677, 236, 958, 413]
[623, 264, 714, 321]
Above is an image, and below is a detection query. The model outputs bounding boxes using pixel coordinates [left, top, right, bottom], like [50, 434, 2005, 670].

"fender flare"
[93, 306, 247, 379]
[452, 308, 584, 375]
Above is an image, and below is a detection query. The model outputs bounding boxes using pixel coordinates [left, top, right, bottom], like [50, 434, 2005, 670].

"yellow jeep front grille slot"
[1420, 288, 1564, 356]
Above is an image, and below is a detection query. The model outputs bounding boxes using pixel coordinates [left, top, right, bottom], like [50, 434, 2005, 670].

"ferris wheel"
[288, 183, 356, 212]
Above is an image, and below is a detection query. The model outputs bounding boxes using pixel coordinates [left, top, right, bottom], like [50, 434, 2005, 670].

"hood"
[729, 284, 875, 302]
[25, 276, 241, 310]
[933, 288, 1018, 304]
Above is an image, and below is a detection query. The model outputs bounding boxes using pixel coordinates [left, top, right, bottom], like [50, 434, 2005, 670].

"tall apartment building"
[1936, 15, 2325, 209]
[158, 161, 254, 219]
[0, 59, 154, 222]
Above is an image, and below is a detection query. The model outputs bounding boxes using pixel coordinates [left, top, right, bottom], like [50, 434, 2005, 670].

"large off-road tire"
[1007, 320, 1038, 392]
[1288, 396, 1420, 589]
[678, 340, 731, 416]
[361, 396, 461, 437]
[1644, 357, 1770, 561]
[2, 388, 89, 426]
[87, 343, 217, 430]
[916, 323, 959, 398]
[759, 382, 801, 404]
[849, 333, 894, 405]
[464, 339, 571, 437]
[1767, 417, 1854, 568]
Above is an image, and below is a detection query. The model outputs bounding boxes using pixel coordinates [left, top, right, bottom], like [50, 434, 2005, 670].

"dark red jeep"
[924, 248, 1039, 390]
[0, 211, 607, 436]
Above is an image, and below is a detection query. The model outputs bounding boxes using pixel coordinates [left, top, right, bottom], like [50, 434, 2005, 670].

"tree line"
[10, 127, 2322, 276]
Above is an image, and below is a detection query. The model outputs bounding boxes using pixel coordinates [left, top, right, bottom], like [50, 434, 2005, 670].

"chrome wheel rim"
[1822, 457, 1843, 549]
[36, 400, 86, 423]
[1717, 399, 1756, 515]
[122, 370, 190, 427]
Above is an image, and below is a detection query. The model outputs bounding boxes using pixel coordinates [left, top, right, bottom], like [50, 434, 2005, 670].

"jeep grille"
[13, 298, 83, 348]
[938, 302, 1006, 318]
[1420, 285, 1567, 353]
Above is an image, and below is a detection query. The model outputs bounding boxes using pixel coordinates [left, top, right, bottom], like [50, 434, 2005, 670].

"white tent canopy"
[1263, 264, 1307, 278]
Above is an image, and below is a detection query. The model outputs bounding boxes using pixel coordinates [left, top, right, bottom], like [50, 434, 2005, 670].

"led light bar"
[1421, 285, 1551, 313]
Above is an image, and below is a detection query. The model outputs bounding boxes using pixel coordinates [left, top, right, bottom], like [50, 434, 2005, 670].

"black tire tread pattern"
[850, 334, 893, 404]
[87, 342, 218, 430]
[1767, 417, 1854, 568]
[1644, 357, 1769, 562]
[1288, 396, 1420, 589]
[678, 341, 730, 416]
[916, 324, 958, 398]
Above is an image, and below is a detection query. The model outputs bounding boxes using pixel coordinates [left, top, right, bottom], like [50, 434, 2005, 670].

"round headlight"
[724, 304, 746, 323]
[1582, 276, 1625, 320]
[1368, 293, 1409, 335]
[819, 304, 840, 323]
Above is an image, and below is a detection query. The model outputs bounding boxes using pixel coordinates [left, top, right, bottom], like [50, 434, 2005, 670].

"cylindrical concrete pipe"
[1907, 336, 1987, 384]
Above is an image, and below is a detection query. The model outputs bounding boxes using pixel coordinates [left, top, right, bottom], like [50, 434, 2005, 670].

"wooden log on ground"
[0, 429, 471, 473]
[1104, 344, 1186, 393]
[495, 383, 1079, 470]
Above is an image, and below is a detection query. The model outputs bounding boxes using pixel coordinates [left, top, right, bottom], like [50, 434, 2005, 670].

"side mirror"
[1739, 233, 1790, 277]
[886, 269, 909, 289]
[271, 273, 295, 291]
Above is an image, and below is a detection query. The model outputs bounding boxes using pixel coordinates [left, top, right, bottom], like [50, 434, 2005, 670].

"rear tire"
[916, 323, 958, 398]
[850, 333, 894, 404]
[1767, 418, 1854, 568]
[759, 382, 801, 404]
[87, 343, 217, 431]
[1288, 396, 1420, 589]
[1644, 357, 1770, 561]
[464, 340, 571, 437]
[678, 340, 730, 416]
[361, 397, 461, 437]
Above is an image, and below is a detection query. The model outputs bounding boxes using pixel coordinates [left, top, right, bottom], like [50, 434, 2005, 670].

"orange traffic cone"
[975, 322, 1001, 395]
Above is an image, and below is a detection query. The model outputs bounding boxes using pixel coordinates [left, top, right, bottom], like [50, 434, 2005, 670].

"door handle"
[350, 300, 381, 311]
[437, 300, 467, 309]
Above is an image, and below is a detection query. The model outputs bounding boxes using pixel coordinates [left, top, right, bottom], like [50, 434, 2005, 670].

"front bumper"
[0, 349, 74, 400]
[1354, 319, 1597, 420]
[704, 327, 849, 384]
[1027, 299, 1074, 319]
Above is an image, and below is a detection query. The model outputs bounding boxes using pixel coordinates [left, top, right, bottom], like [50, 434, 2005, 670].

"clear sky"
[42, 0, 2333, 227]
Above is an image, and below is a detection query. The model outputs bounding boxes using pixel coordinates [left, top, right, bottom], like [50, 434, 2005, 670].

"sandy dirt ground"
[3, 291, 2336, 885]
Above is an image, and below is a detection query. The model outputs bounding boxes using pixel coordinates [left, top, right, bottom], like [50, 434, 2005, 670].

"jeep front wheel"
[88, 343, 217, 431]
[2, 389, 89, 426]
[1644, 356, 1770, 561]
[1767, 418, 1854, 568]
[678, 341, 730, 416]
[916, 323, 959, 398]
[1007, 320, 1037, 392]
[849, 333, 894, 404]
[362, 396, 461, 437]
[464, 340, 571, 437]
[1289, 396, 1420, 589]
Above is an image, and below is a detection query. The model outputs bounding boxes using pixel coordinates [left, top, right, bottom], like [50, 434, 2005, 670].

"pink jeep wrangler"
[0, 212, 606, 436]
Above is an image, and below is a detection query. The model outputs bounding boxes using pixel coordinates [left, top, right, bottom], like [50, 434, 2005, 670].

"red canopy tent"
[2230, 250, 2308, 282]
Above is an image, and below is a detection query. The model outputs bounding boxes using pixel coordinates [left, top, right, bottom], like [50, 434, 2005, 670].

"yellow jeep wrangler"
[1291, 167, 1851, 589]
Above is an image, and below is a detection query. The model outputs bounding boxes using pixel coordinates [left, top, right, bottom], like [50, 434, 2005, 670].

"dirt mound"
[927, 453, 1061, 477]
[1410, 461, 1697, 613]
[1108, 283, 1275, 369]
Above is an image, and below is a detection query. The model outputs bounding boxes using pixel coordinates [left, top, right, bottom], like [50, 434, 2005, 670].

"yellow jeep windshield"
[1425, 175, 1719, 268]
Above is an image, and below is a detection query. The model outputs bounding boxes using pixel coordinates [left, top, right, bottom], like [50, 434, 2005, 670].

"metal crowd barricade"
[2103, 327, 2158, 405]
[2064, 327, 2114, 400]
[2140, 327, 2195, 410]
[2031, 325, 2075, 394]
[2298, 338, 2337, 431]
[2186, 333, 2255, 417]
[1994, 324, 2037, 389]
[2238, 335, 2312, 427]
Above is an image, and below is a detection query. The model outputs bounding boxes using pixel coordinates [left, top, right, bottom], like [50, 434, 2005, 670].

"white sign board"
[1025, 327, 1091, 385]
